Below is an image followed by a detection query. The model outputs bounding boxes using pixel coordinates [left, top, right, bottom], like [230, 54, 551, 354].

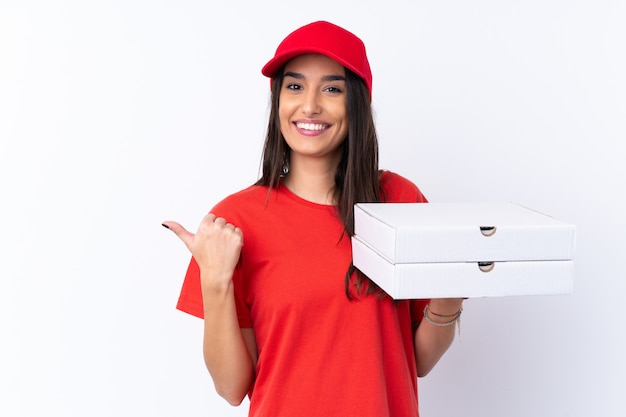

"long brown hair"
[255, 65, 382, 298]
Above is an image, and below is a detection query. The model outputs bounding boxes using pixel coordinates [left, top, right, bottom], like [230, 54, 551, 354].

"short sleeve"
[176, 256, 253, 328]
[410, 299, 430, 324]
[379, 170, 428, 203]
[176, 257, 204, 318]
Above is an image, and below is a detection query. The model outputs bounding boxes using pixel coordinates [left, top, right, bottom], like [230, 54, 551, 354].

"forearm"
[202, 281, 255, 406]
[414, 298, 463, 377]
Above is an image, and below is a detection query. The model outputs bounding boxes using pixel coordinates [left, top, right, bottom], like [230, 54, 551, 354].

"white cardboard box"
[354, 202, 576, 263]
[352, 237, 574, 298]
[352, 202, 576, 299]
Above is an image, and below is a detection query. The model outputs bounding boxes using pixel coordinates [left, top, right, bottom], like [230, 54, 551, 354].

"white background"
[1, 1, 624, 416]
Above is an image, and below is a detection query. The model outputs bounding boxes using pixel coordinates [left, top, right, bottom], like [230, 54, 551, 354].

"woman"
[163, 21, 463, 417]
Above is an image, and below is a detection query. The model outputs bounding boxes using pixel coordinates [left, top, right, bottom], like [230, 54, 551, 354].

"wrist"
[427, 298, 464, 317]
[200, 272, 234, 297]
[422, 302, 463, 338]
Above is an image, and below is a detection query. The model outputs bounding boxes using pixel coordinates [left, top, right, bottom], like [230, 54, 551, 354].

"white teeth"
[296, 122, 326, 131]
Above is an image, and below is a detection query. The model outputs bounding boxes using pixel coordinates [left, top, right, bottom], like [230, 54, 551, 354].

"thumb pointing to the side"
[162, 221, 195, 250]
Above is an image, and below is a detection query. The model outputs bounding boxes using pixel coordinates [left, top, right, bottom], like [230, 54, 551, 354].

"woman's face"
[279, 54, 348, 166]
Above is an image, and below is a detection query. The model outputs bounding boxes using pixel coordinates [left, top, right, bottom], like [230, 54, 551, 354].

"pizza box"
[351, 202, 576, 298]
[352, 236, 574, 299]
[353, 202, 576, 263]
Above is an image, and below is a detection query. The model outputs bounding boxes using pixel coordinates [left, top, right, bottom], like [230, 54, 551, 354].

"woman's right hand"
[164, 215, 253, 404]
[162, 213, 244, 290]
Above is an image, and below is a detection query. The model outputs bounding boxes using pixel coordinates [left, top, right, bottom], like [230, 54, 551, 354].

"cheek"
[278, 110, 290, 134]
[333, 99, 348, 123]
[278, 107, 295, 140]
[336, 106, 348, 133]
[278, 99, 294, 126]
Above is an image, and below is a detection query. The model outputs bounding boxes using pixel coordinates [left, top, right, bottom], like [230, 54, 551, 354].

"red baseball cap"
[261, 21, 373, 98]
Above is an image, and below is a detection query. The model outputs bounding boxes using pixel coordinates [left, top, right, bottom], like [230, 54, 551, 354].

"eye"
[324, 85, 343, 94]
[285, 83, 302, 91]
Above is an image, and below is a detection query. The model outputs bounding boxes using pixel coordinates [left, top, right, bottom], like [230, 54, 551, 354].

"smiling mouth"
[295, 122, 328, 131]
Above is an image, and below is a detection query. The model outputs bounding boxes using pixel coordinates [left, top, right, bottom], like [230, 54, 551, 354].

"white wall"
[1, 1, 624, 416]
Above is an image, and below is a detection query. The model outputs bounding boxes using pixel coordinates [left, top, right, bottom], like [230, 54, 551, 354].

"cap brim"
[262, 48, 357, 80]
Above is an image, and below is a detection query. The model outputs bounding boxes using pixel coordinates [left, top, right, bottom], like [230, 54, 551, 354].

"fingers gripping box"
[352, 202, 576, 299]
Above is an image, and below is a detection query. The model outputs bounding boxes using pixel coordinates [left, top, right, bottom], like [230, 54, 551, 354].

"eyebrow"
[283, 71, 346, 82]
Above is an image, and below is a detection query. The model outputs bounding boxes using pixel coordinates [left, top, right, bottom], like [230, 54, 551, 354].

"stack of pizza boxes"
[352, 202, 576, 299]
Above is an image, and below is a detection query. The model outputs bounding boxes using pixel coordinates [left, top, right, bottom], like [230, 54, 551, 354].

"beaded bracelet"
[423, 304, 463, 338]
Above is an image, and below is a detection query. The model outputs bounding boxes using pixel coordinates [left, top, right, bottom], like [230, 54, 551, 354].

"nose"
[301, 89, 321, 116]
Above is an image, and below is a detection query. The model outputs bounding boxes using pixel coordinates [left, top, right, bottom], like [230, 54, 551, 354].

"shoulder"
[210, 184, 270, 218]
[379, 170, 428, 203]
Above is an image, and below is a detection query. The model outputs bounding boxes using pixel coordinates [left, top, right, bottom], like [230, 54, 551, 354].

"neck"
[282, 155, 339, 205]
